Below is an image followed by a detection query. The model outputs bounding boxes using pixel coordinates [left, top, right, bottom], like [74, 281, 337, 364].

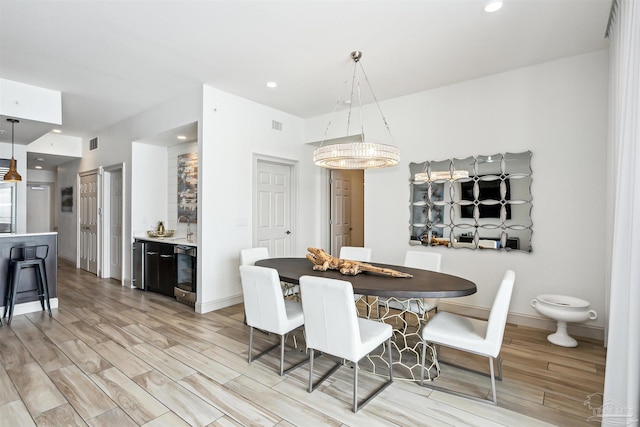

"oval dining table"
[255, 257, 477, 381]
[255, 257, 476, 298]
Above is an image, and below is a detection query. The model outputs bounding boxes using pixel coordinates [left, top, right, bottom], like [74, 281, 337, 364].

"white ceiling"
[0, 0, 611, 144]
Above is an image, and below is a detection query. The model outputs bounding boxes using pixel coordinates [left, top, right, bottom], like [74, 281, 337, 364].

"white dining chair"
[379, 251, 442, 318]
[239, 265, 306, 376]
[339, 246, 372, 263]
[420, 270, 516, 404]
[300, 275, 393, 412]
[240, 247, 298, 297]
[240, 247, 269, 266]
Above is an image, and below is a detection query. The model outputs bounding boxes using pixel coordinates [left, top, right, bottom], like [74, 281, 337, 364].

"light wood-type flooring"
[0, 260, 606, 426]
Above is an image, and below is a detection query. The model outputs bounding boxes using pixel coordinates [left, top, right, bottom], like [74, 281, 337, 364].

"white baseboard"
[196, 294, 243, 314]
[1, 298, 59, 318]
[438, 301, 604, 342]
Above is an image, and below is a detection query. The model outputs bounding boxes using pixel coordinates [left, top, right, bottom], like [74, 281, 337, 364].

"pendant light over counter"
[313, 51, 400, 170]
[4, 118, 22, 182]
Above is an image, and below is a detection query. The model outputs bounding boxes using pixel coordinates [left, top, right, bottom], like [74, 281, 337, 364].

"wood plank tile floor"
[0, 261, 606, 426]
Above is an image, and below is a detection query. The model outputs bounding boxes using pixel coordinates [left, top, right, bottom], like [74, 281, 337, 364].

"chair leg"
[308, 349, 314, 392]
[34, 265, 45, 311]
[248, 326, 254, 363]
[351, 347, 394, 412]
[7, 265, 21, 325]
[489, 356, 497, 404]
[38, 261, 52, 317]
[280, 334, 285, 376]
[3, 264, 13, 320]
[353, 361, 359, 412]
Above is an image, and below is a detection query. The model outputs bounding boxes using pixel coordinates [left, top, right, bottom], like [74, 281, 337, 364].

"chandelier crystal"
[313, 51, 400, 170]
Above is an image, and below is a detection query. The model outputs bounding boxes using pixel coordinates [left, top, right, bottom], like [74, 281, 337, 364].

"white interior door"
[330, 169, 364, 256]
[109, 169, 123, 280]
[79, 172, 98, 274]
[330, 170, 351, 256]
[27, 184, 51, 233]
[256, 160, 293, 257]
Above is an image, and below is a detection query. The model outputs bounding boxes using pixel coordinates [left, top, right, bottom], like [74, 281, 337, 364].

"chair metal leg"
[420, 342, 499, 405]
[248, 326, 254, 363]
[309, 355, 342, 393]
[3, 264, 13, 320]
[353, 361, 359, 412]
[7, 264, 21, 325]
[489, 356, 497, 404]
[249, 327, 307, 376]
[308, 348, 314, 392]
[307, 340, 394, 412]
[353, 337, 395, 412]
[280, 335, 285, 376]
[38, 261, 52, 317]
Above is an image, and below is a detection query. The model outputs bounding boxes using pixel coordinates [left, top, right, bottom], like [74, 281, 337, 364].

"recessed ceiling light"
[177, 135, 187, 140]
[266, 81, 278, 88]
[52, 129, 62, 133]
[36, 157, 44, 161]
[484, 1, 503, 13]
[35, 165, 43, 169]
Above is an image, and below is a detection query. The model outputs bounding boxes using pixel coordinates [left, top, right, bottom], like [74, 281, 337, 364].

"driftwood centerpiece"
[306, 247, 413, 278]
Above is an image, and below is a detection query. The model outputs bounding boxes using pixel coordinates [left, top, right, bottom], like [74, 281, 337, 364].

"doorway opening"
[330, 169, 364, 257]
[76, 164, 126, 284]
[102, 164, 125, 283]
[26, 183, 54, 233]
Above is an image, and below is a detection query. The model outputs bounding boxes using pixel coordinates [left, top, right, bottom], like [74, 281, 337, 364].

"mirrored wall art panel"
[409, 151, 532, 252]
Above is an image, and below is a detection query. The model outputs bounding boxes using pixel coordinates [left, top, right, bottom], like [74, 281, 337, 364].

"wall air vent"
[0, 158, 9, 180]
[271, 120, 283, 131]
[90, 137, 98, 151]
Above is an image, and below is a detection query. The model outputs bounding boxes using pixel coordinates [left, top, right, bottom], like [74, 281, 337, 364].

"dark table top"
[255, 257, 476, 299]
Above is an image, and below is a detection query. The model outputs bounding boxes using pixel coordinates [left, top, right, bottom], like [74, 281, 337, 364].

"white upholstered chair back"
[300, 275, 362, 361]
[240, 247, 269, 266]
[240, 265, 289, 334]
[485, 270, 516, 358]
[339, 246, 372, 262]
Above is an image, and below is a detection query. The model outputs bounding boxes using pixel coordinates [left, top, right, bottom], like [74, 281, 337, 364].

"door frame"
[101, 162, 126, 284]
[252, 154, 298, 256]
[77, 168, 101, 275]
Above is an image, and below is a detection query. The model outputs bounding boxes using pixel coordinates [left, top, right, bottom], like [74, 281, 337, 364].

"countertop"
[0, 232, 58, 238]
[134, 235, 197, 247]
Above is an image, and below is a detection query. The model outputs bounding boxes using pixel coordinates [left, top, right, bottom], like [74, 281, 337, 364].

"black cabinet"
[132, 241, 144, 289]
[144, 242, 176, 297]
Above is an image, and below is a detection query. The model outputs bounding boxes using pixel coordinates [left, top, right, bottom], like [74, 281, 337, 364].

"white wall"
[58, 84, 320, 314]
[29, 133, 83, 157]
[0, 78, 62, 124]
[305, 51, 610, 335]
[56, 158, 81, 262]
[197, 86, 319, 313]
[131, 142, 169, 234]
[62, 88, 202, 278]
[53, 51, 609, 336]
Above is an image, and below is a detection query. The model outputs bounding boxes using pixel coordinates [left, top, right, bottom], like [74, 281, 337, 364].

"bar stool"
[3, 245, 52, 325]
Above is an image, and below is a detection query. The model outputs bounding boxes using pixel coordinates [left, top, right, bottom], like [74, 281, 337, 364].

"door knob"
[285, 230, 291, 235]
